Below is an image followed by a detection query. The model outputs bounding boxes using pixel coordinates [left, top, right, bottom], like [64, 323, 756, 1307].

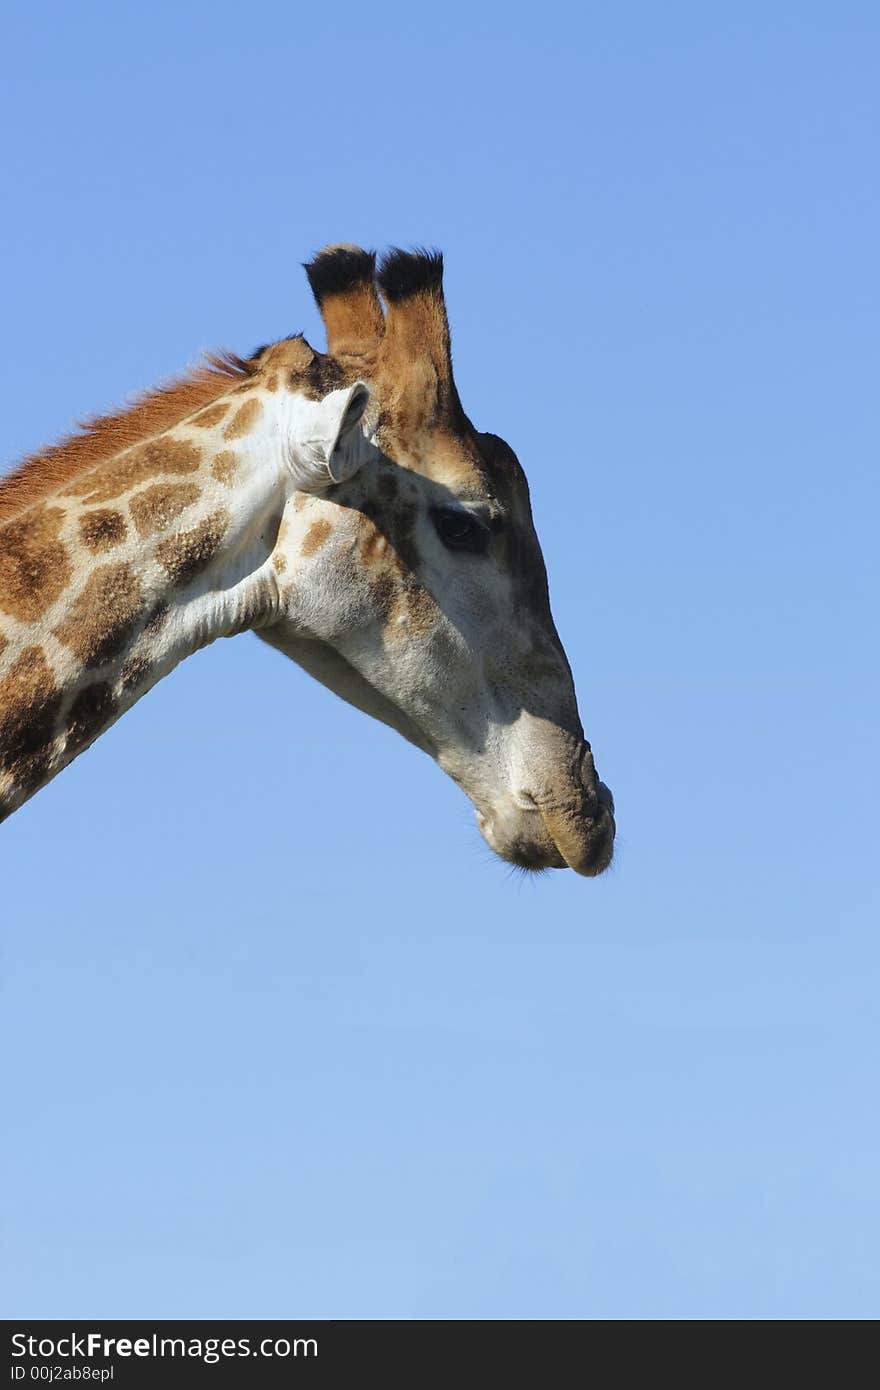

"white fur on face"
[261, 426, 611, 874]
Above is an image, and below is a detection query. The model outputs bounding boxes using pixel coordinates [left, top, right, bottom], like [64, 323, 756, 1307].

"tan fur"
[54, 563, 144, 668]
[155, 509, 229, 587]
[79, 509, 128, 553]
[259, 336, 348, 401]
[190, 403, 230, 429]
[1, 249, 614, 873]
[0, 352, 254, 522]
[62, 437, 204, 505]
[308, 247, 462, 455]
[0, 646, 61, 790]
[321, 285, 385, 364]
[301, 519, 332, 557]
[259, 336, 316, 374]
[386, 584, 436, 639]
[211, 451, 238, 485]
[0, 506, 72, 622]
[223, 398, 263, 441]
[0, 332, 347, 820]
[377, 297, 461, 443]
[0, 646, 56, 724]
[130, 482, 200, 538]
[358, 522, 389, 568]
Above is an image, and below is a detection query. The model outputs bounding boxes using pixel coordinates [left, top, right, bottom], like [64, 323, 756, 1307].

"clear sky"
[1, 1, 878, 1320]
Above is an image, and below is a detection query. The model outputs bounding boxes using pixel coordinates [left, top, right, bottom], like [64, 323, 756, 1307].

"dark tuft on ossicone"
[304, 246, 378, 306]
[377, 248, 445, 303]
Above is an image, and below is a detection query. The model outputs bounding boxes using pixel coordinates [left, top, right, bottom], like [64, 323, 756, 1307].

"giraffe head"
[261, 246, 614, 876]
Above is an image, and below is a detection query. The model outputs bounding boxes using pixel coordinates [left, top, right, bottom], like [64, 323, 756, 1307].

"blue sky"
[1, 1, 878, 1318]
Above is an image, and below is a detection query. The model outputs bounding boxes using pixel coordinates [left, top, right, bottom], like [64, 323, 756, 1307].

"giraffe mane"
[0, 350, 257, 522]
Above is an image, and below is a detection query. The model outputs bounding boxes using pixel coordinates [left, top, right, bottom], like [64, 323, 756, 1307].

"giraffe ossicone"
[0, 246, 615, 876]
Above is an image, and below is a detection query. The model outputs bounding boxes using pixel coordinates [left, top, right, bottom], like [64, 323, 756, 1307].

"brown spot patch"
[211, 450, 238, 485]
[63, 437, 202, 505]
[301, 519, 332, 558]
[359, 520, 388, 569]
[79, 508, 127, 553]
[120, 654, 151, 691]
[66, 682, 115, 755]
[223, 397, 262, 440]
[0, 645, 62, 792]
[369, 572, 396, 623]
[143, 601, 169, 636]
[190, 402, 229, 428]
[156, 509, 229, 587]
[274, 552, 287, 574]
[130, 482, 200, 538]
[54, 563, 143, 668]
[387, 581, 436, 638]
[0, 506, 72, 622]
[367, 566, 435, 640]
[264, 373, 280, 392]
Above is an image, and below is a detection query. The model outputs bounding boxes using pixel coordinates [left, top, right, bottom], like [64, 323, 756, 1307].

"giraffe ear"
[325, 382, 371, 483]
[289, 382, 372, 492]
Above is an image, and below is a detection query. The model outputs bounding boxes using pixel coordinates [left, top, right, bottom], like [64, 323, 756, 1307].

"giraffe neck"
[0, 385, 287, 820]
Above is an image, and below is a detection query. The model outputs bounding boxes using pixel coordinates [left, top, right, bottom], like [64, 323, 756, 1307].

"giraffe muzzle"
[475, 776, 615, 877]
[537, 781, 616, 877]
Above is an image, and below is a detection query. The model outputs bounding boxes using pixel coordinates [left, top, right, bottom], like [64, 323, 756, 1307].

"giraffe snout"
[475, 780, 615, 877]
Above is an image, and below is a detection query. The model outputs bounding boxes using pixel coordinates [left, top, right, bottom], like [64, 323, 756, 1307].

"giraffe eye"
[431, 508, 489, 555]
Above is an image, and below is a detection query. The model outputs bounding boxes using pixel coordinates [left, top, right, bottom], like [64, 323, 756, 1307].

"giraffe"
[0, 245, 615, 875]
